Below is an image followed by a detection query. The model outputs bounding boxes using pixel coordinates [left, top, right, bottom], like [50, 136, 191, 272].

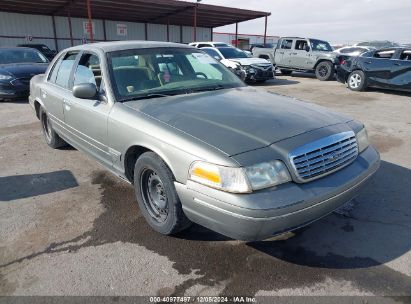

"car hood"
[0, 63, 48, 78]
[124, 87, 352, 156]
[228, 57, 270, 66]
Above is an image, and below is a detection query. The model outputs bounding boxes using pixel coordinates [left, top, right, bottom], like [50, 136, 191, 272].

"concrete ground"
[1, 74, 411, 299]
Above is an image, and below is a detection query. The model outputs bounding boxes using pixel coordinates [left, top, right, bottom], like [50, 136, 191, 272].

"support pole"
[235, 22, 238, 48]
[263, 15, 268, 45]
[67, 9, 74, 46]
[144, 22, 148, 40]
[51, 15, 58, 51]
[180, 25, 183, 43]
[87, 0, 94, 43]
[167, 18, 170, 42]
[193, 3, 197, 41]
[102, 19, 107, 41]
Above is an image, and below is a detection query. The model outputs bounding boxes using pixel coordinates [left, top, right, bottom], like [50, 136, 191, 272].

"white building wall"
[0, 11, 212, 50]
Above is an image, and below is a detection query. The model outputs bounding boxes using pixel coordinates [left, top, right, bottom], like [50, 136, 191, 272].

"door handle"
[63, 99, 71, 110]
[394, 63, 401, 66]
[291, 52, 298, 55]
[364, 61, 372, 64]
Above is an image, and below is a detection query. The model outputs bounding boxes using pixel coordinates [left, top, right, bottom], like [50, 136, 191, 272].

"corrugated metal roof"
[0, 0, 271, 28]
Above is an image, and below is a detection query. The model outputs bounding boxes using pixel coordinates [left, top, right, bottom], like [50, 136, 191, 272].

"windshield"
[310, 39, 333, 52]
[0, 49, 48, 64]
[107, 48, 245, 102]
[217, 47, 248, 59]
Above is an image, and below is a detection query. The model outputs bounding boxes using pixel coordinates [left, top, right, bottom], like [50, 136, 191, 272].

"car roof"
[63, 40, 194, 53]
[0, 47, 39, 51]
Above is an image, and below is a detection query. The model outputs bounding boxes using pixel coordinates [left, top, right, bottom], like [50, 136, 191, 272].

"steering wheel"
[195, 72, 208, 79]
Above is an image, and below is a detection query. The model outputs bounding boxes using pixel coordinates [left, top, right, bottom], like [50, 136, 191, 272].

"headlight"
[189, 161, 251, 193]
[356, 127, 369, 153]
[188, 160, 291, 193]
[245, 160, 291, 190]
[0, 74, 13, 81]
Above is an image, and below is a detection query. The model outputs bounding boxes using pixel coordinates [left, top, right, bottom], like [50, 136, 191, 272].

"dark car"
[18, 44, 57, 60]
[336, 48, 411, 92]
[0, 47, 49, 101]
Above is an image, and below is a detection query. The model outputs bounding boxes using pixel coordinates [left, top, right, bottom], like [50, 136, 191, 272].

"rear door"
[362, 49, 396, 88]
[390, 49, 411, 90]
[275, 39, 293, 67]
[42, 52, 79, 134]
[63, 51, 113, 167]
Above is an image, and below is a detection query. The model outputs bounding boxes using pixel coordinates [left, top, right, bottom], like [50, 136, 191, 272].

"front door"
[292, 40, 312, 69]
[364, 49, 396, 88]
[390, 49, 411, 90]
[63, 52, 112, 167]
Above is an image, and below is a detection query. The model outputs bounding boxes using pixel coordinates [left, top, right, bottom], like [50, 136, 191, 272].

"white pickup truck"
[253, 37, 338, 81]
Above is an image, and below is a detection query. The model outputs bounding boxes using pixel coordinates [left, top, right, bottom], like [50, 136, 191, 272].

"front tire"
[39, 107, 67, 148]
[315, 61, 334, 81]
[347, 70, 367, 91]
[134, 152, 191, 235]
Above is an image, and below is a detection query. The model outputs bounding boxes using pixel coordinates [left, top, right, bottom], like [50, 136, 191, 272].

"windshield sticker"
[192, 53, 215, 64]
[163, 70, 171, 83]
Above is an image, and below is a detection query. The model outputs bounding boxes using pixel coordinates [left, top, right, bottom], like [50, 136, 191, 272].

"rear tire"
[134, 152, 191, 235]
[315, 61, 334, 81]
[280, 69, 293, 76]
[347, 70, 367, 91]
[39, 107, 67, 149]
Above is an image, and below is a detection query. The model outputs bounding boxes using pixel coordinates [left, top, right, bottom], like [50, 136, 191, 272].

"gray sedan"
[29, 41, 380, 241]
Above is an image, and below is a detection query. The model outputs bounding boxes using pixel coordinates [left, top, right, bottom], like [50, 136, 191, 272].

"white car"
[201, 46, 274, 83]
[189, 41, 231, 48]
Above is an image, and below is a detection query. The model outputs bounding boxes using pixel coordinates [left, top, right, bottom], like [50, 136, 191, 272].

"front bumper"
[0, 82, 29, 99]
[336, 66, 350, 84]
[176, 146, 380, 241]
[245, 67, 274, 82]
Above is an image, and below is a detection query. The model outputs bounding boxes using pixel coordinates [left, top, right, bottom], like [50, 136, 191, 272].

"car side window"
[399, 50, 411, 61]
[197, 44, 210, 48]
[295, 40, 308, 50]
[47, 54, 64, 83]
[54, 52, 79, 89]
[73, 53, 102, 90]
[373, 50, 395, 59]
[280, 39, 293, 50]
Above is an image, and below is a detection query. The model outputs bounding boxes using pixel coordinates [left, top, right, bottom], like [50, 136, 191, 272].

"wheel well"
[314, 59, 333, 69]
[124, 145, 151, 183]
[34, 100, 41, 119]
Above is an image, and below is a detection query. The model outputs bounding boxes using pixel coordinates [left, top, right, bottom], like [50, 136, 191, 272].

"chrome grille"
[289, 131, 358, 182]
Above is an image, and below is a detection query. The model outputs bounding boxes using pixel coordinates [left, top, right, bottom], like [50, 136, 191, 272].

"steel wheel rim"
[318, 65, 328, 77]
[42, 113, 52, 142]
[140, 168, 168, 223]
[349, 73, 361, 88]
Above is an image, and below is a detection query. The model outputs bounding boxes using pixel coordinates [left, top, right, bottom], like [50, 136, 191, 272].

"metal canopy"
[0, 0, 271, 28]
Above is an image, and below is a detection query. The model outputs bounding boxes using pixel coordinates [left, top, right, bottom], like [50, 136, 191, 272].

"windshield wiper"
[190, 84, 227, 93]
[121, 93, 172, 102]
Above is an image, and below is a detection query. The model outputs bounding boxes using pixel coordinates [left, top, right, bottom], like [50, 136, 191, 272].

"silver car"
[29, 41, 380, 241]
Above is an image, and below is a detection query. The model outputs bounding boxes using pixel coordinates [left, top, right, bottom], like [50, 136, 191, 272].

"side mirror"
[73, 83, 98, 99]
[214, 56, 222, 61]
[305, 45, 310, 52]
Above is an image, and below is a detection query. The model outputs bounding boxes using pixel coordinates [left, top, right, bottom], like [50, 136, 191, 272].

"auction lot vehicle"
[189, 41, 231, 48]
[0, 47, 49, 101]
[30, 41, 380, 241]
[201, 46, 274, 83]
[17, 44, 57, 61]
[253, 37, 338, 81]
[337, 48, 411, 92]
